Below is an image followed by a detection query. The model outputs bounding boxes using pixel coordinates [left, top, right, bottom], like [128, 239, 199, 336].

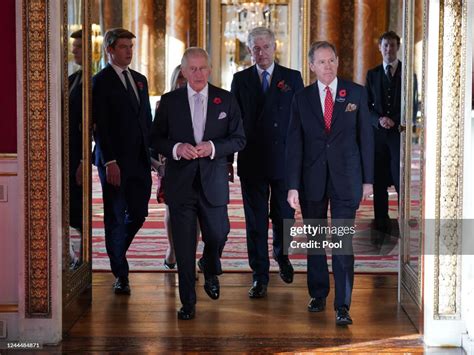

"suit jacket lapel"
[375, 65, 385, 114]
[330, 79, 347, 128]
[263, 63, 282, 112]
[203, 84, 218, 142]
[178, 87, 196, 143]
[306, 83, 325, 127]
[130, 70, 143, 115]
[106, 64, 139, 114]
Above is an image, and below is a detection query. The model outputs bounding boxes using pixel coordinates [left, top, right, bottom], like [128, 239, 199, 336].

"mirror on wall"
[399, 0, 426, 330]
[62, 0, 93, 333]
[220, 1, 290, 89]
[406, 0, 424, 275]
[66, 0, 84, 271]
[209, 0, 307, 89]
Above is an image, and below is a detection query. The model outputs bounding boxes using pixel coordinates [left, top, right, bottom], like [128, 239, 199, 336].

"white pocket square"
[218, 112, 227, 120]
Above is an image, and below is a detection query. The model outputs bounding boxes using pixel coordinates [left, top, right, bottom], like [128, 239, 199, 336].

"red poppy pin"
[137, 81, 144, 90]
[338, 89, 346, 97]
[277, 80, 291, 92]
[276, 80, 292, 92]
[213, 97, 222, 104]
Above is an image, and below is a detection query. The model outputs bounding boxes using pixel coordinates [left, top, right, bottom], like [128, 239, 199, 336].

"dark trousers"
[300, 176, 357, 310]
[168, 179, 230, 308]
[373, 129, 400, 225]
[98, 166, 151, 278]
[240, 177, 295, 285]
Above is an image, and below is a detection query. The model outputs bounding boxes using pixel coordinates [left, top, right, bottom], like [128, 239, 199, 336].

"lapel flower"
[213, 97, 222, 104]
[338, 89, 346, 97]
[137, 81, 144, 90]
[277, 80, 292, 92]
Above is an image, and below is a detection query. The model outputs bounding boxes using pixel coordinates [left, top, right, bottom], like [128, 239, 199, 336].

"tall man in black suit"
[152, 47, 245, 320]
[365, 31, 402, 234]
[286, 41, 374, 325]
[93, 28, 153, 295]
[231, 27, 304, 298]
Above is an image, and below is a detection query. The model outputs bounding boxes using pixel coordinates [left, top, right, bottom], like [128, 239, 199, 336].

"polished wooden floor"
[49, 272, 449, 353]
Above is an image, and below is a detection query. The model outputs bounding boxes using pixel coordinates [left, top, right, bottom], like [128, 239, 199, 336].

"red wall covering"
[0, 0, 17, 153]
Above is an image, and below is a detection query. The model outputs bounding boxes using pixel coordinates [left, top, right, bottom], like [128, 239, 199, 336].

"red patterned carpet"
[91, 166, 401, 273]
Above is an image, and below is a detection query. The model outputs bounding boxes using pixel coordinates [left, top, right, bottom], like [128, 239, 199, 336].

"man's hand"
[228, 163, 234, 182]
[75, 162, 83, 186]
[106, 162, 121, 187]
[361, 183, 373, 201]
[379, 116, 395, 129]
[177, 143, 199, 160]
[196, 141, 213, 158]
[287, 189, 300, 210]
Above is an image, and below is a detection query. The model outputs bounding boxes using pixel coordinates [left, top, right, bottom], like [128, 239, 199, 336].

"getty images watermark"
[284, 219, 357, 256]
[289, 224, 356, 250]
[282, 218, 474, 256]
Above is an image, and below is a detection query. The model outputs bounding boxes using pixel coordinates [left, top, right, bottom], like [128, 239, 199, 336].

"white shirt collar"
[187, 83, 209, 100]
[256, 62, 275, 77]
[383, 59, 399, 72]
[317, 77, 338, 95]
[110, 62, 130, 76]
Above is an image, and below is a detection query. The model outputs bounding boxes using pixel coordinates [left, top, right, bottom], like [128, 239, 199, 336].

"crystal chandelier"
[223, 2, 280, 44]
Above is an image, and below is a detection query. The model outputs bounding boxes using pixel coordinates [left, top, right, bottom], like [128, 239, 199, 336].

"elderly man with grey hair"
[230, 27, 304, 299]
[151, 47, 246, 320]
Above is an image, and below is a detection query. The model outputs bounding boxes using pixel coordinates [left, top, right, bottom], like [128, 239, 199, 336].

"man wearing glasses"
[231, 27, 304, 299]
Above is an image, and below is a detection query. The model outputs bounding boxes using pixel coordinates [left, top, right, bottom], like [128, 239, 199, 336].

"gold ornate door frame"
[17, 0, 65, 342]
[399, 0, 427, 331]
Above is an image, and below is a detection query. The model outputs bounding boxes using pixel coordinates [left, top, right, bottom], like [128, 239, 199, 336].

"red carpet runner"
[91, 166, 403, 273]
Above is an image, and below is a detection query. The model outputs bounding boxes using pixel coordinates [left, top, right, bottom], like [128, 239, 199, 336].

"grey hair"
[181, 47, 210, 68]
[247, 27, 275, 48]
[308, 41, 338, 63]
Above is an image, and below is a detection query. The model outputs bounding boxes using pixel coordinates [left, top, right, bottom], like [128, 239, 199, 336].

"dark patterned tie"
[123, 70, 140, 112]
[386, 64, 393, 83]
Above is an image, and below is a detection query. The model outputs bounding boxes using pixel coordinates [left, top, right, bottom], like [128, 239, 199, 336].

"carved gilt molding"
[434, 0, 466, 319]
[22, 0, 52, 318]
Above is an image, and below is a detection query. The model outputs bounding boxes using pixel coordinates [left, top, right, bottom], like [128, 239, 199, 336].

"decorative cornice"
[23, 0, 51, 318]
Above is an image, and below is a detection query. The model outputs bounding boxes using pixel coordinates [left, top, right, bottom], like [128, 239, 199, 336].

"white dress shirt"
[110, 62, 140, 103]
[172, 83, 215, 160]
[317, 78, 338, 115]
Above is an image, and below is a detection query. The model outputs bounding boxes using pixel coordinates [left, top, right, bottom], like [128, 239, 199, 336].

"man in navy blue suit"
[286, 41, 374, 325]
[151, 47, 246, 320]
[93, 28, 153, 295]
[231, 27, 304, 298]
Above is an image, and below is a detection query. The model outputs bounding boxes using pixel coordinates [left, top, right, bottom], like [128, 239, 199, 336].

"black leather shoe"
[113, 277, 131, 295]
[277, 258, 294, 284]
[248, 281, 267, 298]
[204, 275, 220, 300]
[336, 306, 353, 325]
[308, 297, 326, 312]
[164, 259, 176, 270]
[177, 306, 195, 320]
